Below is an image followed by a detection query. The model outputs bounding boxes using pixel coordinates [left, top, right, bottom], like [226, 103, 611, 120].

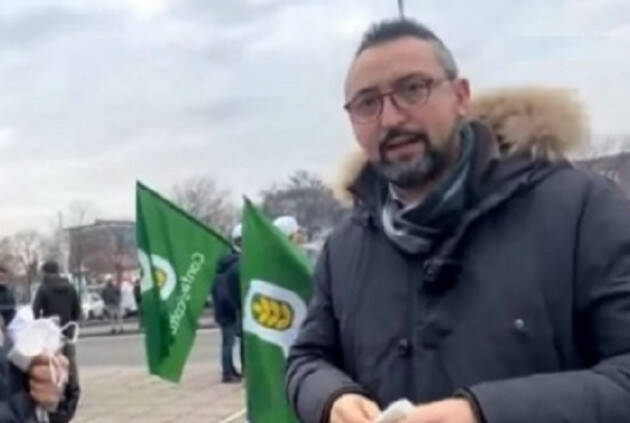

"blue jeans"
[221, 322, 238, 377]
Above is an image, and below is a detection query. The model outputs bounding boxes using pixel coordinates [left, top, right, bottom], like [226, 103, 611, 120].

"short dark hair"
[0, 265, 8, 274]
[356, 18, 458, 80]
[42, 261, 60, 275]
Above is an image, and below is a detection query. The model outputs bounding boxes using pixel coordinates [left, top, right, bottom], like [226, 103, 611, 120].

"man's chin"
[384, 149, 424, 165]
[375, 161, 428, 188]
[375, 150, 449, 188]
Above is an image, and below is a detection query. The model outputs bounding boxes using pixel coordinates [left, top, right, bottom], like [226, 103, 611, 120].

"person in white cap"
[231, 224, 243, 250]
[273, 216, 306, 245]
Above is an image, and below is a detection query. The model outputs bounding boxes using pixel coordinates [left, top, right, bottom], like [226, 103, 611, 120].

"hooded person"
[286, 18, 630, 423]
[211, 224, 243, 383]
[32, 262, 80, 338]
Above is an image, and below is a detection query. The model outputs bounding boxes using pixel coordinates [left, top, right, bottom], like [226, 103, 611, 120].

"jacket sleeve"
[49, 359, 80, 423]
[286, 242, 369, 423]
[226, 259, 241, 312]
[0, 348, 37, 423]
[102, 287, 111, 305]
[1, 288, 16, 326]
[70, 288, 81, 322]
[468, 176, 630, 422]
[31, 288, 43, 319]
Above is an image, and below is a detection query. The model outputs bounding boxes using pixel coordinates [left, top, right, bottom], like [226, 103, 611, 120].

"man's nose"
[379, 94, 406, 128]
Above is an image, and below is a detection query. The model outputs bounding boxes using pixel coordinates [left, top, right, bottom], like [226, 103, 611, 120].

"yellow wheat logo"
[153, 268, 167, 289]
[251, 294, 294, 331]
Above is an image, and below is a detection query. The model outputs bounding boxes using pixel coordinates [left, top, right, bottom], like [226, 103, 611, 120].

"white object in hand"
[375, 399, 415, 423]
[8, 317, 64, 372]
[7, 314, 78, 421]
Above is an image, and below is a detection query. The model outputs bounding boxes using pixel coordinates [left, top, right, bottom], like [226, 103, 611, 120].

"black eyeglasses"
[344, 74, 451, 123]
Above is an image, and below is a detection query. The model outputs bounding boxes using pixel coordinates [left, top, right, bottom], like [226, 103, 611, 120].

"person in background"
[0, 265, 16, 328]
[211, 224, 243, 383]
[31, 261, 81, 423]
[101, 278, 123, 335]
[133, 279, 142, 331]
[273, 216, 306, 245]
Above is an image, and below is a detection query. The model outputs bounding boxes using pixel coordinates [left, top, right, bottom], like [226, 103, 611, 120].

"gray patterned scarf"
[382, 124, 476, 254]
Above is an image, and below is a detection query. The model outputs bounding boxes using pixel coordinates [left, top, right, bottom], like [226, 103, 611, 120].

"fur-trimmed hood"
[337, 87, 589, 204]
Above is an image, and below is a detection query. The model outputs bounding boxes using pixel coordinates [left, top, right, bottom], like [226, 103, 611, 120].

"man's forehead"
[345, 37, 443, 98]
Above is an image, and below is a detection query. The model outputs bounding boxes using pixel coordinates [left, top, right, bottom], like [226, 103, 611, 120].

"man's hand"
[400, 399, 477, 423]
[28, 354, 68, 409]
[330, 393, 381, 423]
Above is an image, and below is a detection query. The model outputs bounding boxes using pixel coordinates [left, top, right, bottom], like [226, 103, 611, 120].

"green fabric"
[241, 200, 314, 423]
[136, 182, 230, 382]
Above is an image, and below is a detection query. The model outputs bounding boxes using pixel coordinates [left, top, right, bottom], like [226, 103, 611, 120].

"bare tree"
[582, 134, 630, 160]
[0, 236, 17, 272]
[65, 200, 101, 293]
[575, 134, 630, 199]
[10, 230, 44, 301]
[172, 176, 239, 236]
[261, 170, 348, 240]
[40, 235, 63, 266]
[40, 213, 67, 268]
[66, 200, 99, 227]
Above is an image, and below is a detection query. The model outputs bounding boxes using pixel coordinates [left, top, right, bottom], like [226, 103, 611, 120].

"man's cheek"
[356, 136, 377, 159]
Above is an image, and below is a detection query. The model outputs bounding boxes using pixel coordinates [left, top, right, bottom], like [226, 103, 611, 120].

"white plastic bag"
[6, 311, 78, 421]
[6, 306, 35, 342]
[8, 317, 64, 372]
[375, 399, 415, 423]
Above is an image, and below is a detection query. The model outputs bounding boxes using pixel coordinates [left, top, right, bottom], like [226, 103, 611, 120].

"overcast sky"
[1, 0, 629, 235]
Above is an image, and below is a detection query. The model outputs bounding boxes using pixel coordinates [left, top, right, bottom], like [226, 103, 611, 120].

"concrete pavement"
[74, 363, 245, 422]
[73, 328, 246, 422]
[78, 310, 216, 338]
[78, 315, 216, 338]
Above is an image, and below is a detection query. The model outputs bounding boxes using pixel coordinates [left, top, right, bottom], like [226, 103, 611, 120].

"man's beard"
[373, 127, 457, 189]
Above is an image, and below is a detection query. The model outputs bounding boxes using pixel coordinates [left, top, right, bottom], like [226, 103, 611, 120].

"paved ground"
[73, 328, 246, 423]
[78, 315, 216, 338]
[78, 310, 215, 338]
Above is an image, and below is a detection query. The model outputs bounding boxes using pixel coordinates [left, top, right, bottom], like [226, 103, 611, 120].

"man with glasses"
[286, 18, 630, 423]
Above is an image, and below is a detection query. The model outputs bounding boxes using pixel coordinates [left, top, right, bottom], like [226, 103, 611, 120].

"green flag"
[136, 182, 230, 382]
[241, 200, 314, 423]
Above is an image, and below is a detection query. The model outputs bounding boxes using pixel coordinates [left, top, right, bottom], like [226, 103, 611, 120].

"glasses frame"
[344, 74, 451, 123]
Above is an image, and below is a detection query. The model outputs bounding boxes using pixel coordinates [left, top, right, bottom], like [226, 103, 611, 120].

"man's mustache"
[378, 129, 428, 156]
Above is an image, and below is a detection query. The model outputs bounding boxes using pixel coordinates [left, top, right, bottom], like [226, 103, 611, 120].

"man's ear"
[454, 78, 471, 117]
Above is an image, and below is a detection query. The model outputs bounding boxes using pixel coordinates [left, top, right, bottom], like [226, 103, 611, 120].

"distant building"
[66, 220, 138, 288]
[575, 152, 630, 198]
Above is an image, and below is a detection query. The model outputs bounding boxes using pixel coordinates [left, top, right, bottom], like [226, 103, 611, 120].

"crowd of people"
[1, 14, 630, 423]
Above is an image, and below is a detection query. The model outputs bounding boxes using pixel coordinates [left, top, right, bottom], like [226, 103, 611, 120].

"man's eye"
[355, 95, 379, 111]
[403, 80, 427, 93]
